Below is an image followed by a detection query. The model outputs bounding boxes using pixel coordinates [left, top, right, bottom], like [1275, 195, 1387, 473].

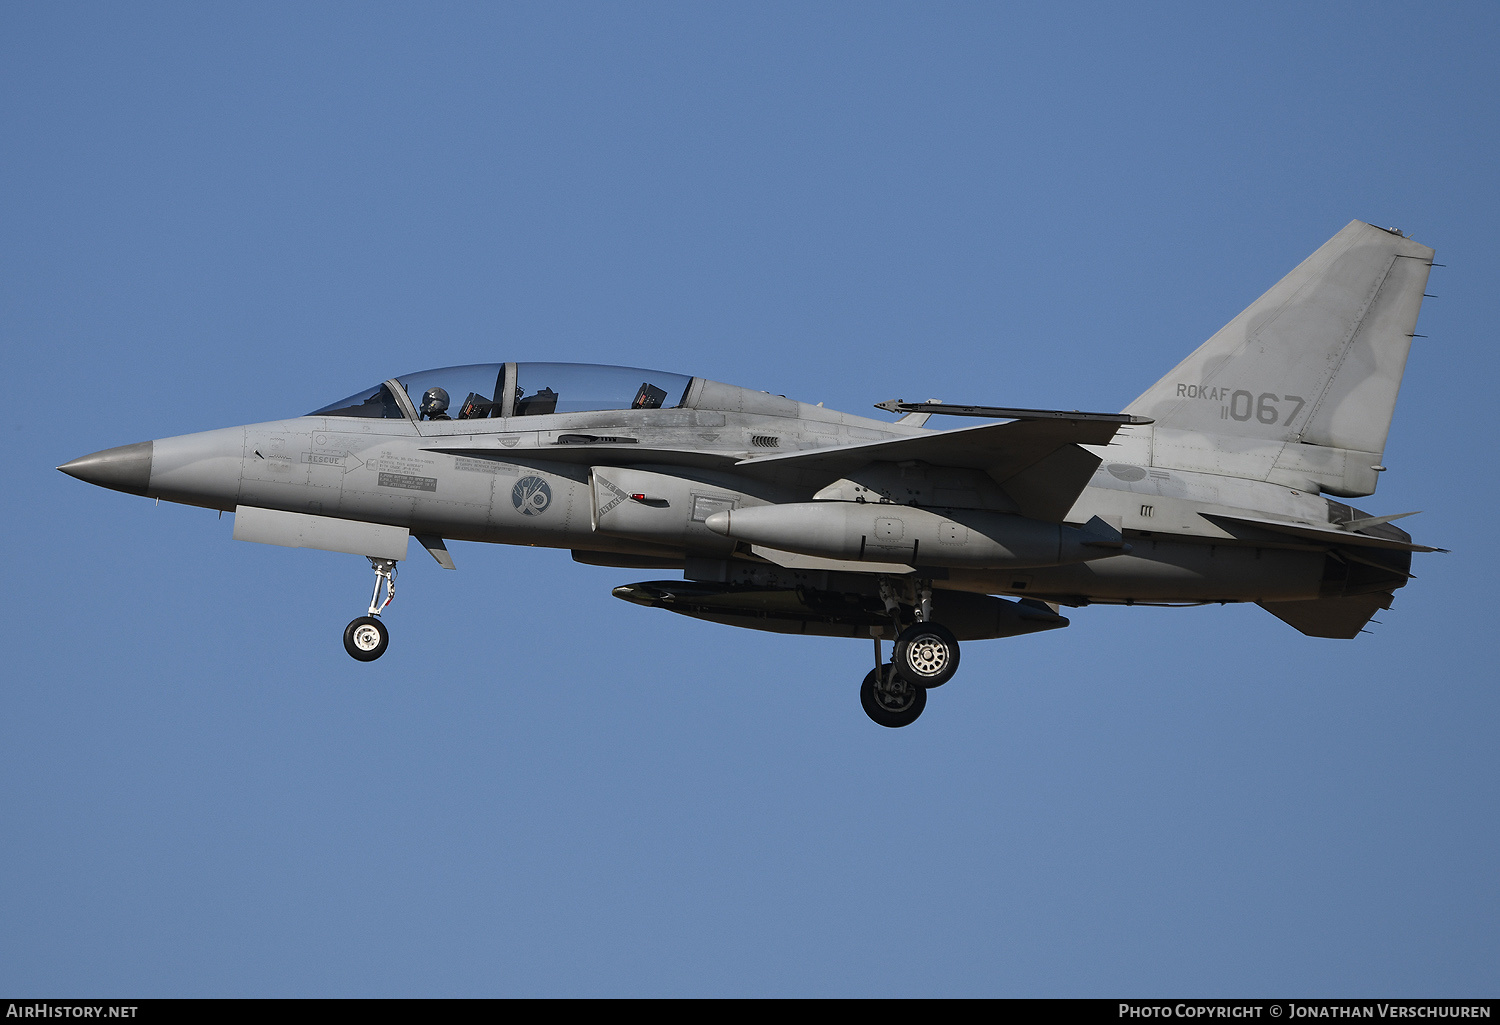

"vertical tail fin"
[1126, 221, 1434, 497]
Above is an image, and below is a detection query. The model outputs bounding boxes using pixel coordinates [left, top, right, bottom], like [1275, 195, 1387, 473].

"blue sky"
[2, 2, 1497, 996]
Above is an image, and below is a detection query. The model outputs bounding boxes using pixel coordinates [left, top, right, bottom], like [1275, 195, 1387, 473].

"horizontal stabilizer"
[1201, 512, 1444, 553]
[1258, 592, 1395, 639]
[1342, 511, 1420, 533]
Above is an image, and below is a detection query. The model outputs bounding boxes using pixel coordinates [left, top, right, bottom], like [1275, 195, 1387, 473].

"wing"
[735, 417, 1137, 522]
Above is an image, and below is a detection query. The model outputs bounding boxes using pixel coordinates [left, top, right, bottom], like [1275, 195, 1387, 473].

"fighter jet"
[60, 221, 1443, 727]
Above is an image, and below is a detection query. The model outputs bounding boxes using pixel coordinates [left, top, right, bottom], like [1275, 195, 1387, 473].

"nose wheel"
[344, 557, 396, 661]
[343, 616, 388, 661]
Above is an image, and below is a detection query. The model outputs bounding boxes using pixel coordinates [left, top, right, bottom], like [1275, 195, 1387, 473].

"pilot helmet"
[420, 387, 450, 418]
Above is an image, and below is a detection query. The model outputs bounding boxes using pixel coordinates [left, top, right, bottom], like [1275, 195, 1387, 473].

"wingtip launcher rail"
[875, 400, 1153, 425]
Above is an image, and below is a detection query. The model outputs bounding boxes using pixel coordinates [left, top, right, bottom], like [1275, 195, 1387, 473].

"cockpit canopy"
[310, 363, 695, 421]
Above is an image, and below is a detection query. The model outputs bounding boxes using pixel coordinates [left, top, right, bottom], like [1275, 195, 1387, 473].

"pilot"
[420, 387, 451, 421]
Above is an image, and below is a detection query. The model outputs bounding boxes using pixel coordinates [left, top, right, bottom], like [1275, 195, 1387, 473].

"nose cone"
[58, 441, 154, 496]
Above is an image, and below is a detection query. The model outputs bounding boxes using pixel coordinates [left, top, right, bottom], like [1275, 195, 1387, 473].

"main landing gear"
[893, 621, 960, 688]
[859, 578, 961, 727]
[344, 557, 396, 661]
[861, 661, 926, 728]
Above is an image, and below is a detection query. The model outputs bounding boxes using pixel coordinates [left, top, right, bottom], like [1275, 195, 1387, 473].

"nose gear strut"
[367, 557, 397, 617]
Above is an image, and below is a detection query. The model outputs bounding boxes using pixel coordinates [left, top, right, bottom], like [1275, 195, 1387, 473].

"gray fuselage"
[133, 372, 1369, 608]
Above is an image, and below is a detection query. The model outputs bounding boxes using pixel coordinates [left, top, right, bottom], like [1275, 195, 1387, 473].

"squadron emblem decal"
[511, 475, 553, 516]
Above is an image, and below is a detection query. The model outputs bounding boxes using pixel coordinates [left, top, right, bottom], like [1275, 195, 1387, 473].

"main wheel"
[892, 622, 960, 688]
[343, 616, 389, 661]
[860, 664, 927, 728]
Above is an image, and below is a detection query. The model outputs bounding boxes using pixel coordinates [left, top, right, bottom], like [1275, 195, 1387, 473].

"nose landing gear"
[343, 557, 396, 661]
